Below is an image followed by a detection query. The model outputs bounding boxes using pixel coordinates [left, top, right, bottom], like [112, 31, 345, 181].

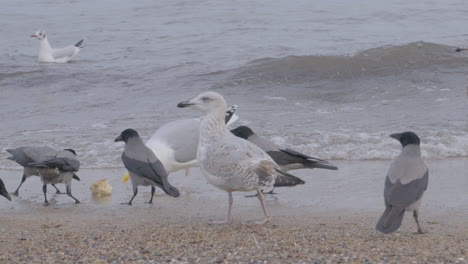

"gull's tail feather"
[376, 207, 405, 234]
[274, 169, 305, 187]
[74, 39, 84, 48]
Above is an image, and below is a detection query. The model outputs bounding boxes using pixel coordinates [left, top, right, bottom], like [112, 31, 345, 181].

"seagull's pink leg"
[255, 190, 270, 224]
[210, 191, 233, 224]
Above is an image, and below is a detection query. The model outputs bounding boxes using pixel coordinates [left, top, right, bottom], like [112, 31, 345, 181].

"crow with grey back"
[115, 128, 180, 205]
[6, 146, 80, 196]
[0, 178, 11, 201]
[376, 131, 429, 234]
[231, 126, 337, 195]
[29, 149, 81, 205]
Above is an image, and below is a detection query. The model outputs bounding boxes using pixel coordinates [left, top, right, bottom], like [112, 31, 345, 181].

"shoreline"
[0, 159, 466, 263]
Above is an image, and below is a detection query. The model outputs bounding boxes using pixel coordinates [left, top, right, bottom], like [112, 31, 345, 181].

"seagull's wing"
[52, 46, 79, 60]
[376, 170, 429, 233]
[147, 118, 200, 164]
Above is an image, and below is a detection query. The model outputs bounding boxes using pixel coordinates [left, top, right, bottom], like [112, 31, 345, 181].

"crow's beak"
[114, 135, 123, 142]
[1, 191, 11, 201]
[389, 133, 401, 140]
[177, 101, 195, 108]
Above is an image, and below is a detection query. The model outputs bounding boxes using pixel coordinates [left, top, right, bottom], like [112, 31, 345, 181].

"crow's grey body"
[231, 126, 338, 172]
[6, 146, 75, 196]
[115, 129, 180, 205]
[376, 132, 429, 234]
[29, 149, 81, 205]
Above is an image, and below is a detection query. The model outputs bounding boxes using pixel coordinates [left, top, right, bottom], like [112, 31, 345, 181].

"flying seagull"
[115, 128, 180, 205]
[6, 146, 80, 196]
[29, 149, 81, 205]
[376, 132, 429, 234]
[178, 91, 304, 224]
[31, 30, 84, 63]
[0, 178, 11, 201]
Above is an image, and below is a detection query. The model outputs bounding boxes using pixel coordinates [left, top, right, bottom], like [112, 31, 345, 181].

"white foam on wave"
[272, 129, 468, 160]
[1, 129, 467, 170]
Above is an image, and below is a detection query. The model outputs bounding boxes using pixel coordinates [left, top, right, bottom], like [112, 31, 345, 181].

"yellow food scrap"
[122, 172, 130, 183]
[90, 179, 112, 196]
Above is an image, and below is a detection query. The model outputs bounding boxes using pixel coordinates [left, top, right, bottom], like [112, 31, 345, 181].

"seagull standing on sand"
[6, 146, 80, 196]
[178, 91, 303, 224]
[115, 129, 180, 205]
[0, 178, 11, 201]
[31, 30, 84, 63]
[29, 149, 81, 205]
[376, 132, 429, 234]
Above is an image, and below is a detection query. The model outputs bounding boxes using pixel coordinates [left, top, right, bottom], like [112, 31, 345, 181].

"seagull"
[115, 128, 180, 205]
[29, 149, 81, 205]
[376, 132, 429, 234]
[142, 105, 238, 178]
[0, 178, 11, 201]
[6, 146, 80, 196]
[178, 91, 304, 224]
[31, 30, 84, 63]
[231, 126, 338, 172]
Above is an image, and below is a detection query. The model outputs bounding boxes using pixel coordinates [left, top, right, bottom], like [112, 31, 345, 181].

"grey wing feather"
[149, 119, 200, 163]
[7, 146, 56, 167]
[52, 46, 77, 59]
[376, 170, 429, 233]
[122, 153, 165, 187]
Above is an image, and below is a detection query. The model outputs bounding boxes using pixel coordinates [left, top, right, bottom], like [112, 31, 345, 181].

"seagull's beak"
[114, 135, 123, 142]
[389, 133, 401, 140]
[177, 101, 195, 108]
[31, 35, 37, 38]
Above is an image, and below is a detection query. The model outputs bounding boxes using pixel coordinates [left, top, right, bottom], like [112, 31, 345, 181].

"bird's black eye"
[201, 96, 212, 102]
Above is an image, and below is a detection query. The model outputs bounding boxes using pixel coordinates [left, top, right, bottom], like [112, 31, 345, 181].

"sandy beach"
[0, 159, 466, 263]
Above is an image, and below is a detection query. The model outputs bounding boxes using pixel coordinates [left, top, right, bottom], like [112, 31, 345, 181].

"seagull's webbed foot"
[144, 201, 153, 204]
[12, 191, 19, 197]
[121, 202, 132, 206]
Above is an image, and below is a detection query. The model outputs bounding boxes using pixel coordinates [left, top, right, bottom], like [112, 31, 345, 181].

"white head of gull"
[178, 91, 281, 224]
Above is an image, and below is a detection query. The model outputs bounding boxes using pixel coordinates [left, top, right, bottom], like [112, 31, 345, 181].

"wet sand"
[0, 159, 467, 263]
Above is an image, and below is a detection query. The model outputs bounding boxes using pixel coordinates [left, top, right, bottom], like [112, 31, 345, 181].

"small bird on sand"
[178, 91, 304, 224]
[6, 146, 80, 196]
[0, 178, 11, 201]
[29, 149, 81, 205]
[31, 30, 84, 63]
[376, 132, 429, 234]
[115, 129, 180, 205]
